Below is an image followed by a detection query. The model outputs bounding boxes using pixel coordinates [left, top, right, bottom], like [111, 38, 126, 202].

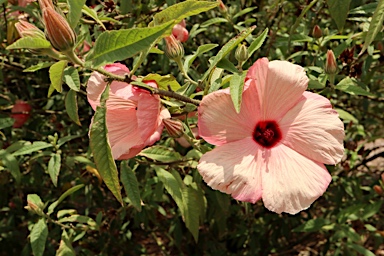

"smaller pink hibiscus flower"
[87, 63, 170, 160]
[197, 58, 345, 214]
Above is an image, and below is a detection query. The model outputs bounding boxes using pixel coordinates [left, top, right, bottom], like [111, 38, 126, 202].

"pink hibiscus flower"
[197, 58, 344, 214]
[87, 63, 170, 160]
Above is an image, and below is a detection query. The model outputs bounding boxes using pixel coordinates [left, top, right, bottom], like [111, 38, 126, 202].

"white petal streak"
[262, 144, 331, 215]
[198, 138, 263, 203]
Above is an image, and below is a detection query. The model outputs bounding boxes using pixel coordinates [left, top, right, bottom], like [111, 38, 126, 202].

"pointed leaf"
[335, 108, 358, 123]
[230, 72, 247, 113]
[6, 37, 51, 50]
[47, 184, 85, 215]
[292, 218, 329, 232]
[63, 67, 80, 92]
[67, 0, 86, 29]
[327, 0, 352, 31]
[139, 145, 182, 163]
[13, 141, 52, 156]
[183, 43, 218, 72]
[49, 60, 68, 96]
[82, 5, 106, 30]
[245, 28, 268, 63]
[120, 161, 142, 212]
[56, 229, 75, 256]
[30, 219, 48, 256]
[335, 77, 374, 96]
[85, 21, 173, 67]
[48, 153, 61, 187]
[155, 167, 184, 212]
[0, 117, 14, 129]
[23, 62, 53, 72]
[182, 186, 200, 242]
[153, 1, 219, 25]
[65, 90, 81, 126]
[0, 150, 21, 184]
[143, 74, 181, 91]
[361, 0, 384, 53]
[89, 85, 123, 205]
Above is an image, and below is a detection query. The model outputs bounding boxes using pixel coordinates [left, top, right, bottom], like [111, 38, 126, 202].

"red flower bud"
[11, 100, 31, 128]
[172, 22, 189, 43]
[218, 0, 227, 13]
[324, 50, 338, 75]
[312, 25, 322, 39]
[373, 185, 383, 195]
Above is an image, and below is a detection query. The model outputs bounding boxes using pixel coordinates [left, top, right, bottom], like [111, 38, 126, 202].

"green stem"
[64, 49, 85, 66]
[175, 57, 198, 85]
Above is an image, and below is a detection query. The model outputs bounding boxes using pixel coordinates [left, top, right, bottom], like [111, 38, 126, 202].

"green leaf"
[292, 218, 329, 232]
[27, 194, 44, 209]
[13, 141, 53, 156]
[361, 0, 384, 54]
[82, 5, 106, 30]
[49, 60, 68, 96]
[65, 90, 81, 126]
[230, 72, 247, 113]
[57, 135, 83, 148]
[58, 215, 97, 228]
[245, 28, 268, 63]
[56, 230, 75, 256]
[347, 243, 376, 256]
[201, 26, 255, 83]
[327, 0, 352, 31]
[30, 219, 48, 256]
[142, 74, 181, 91]
[47, 184, 85, 215]
[0, 117, 14, 130]
[89, 85, 123, 205]
[217, 58, 238, 73]
[182, 186, 200, 242]
[63, 67, 80, 92]
[361, 201, 382, 220]
[155, 167, 184, 212]
[308, 79, 325, 89]
[48, 153, 61, 187]
[183, 43, 218, 72]
[200, 17, 228, 27]
[335, 108, 358, 123]
[86, 21, 173, 67]
[120, 162, 142, 212]
[23, 62, 53, 72]
[6, 37, 51, 50]
[153, 1, 219, 26]
[335, 77, 374, 96]
[0, 150, 21, 184]
[139, 145, 182, 163]
[67, 0, 86, 29]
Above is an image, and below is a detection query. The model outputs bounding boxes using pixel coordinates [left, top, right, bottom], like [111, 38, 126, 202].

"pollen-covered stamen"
[253, 121, 282, 148]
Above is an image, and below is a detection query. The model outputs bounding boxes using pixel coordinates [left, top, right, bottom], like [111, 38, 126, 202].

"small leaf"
[47, 184, 85, 215]
[217, 58, 238, 74]
[347, 243, 376, 256]
[0, 117, 14, 129]
[335, 108, 358, 123]
[153, 1, 219, 26]
[335, 77, 374, 96]
[361, 201, 382, 220]
[139, 145, 182, 163]
[56, 229, 75, 256]
[155, 167, 184, 212]
[292, 218, 329, 232]
[245, 28, 268, 63]
[89, 85, 123, 205]
[327, 0, 352, 31]
[230, 72, 247, 113]
[13, 141, 53, 156]
[58, 215, 97, 229]
[182, 186, 200, 242]
[361, 0, 384, 54]
[0, 150, 21, 184]
[86, 21, 173, 67]
[143, 74, 181, 91]
[67, 0, 86, 29]
[183, 43, 218, 72]
[23, 62, 53, 72]
[120, 161, 142, 212]
[65, 90, 81, 126]
[63, 67, 80, 92]
[6, 37, 51, 50]
[48, 153, 61, 187]
[49, 60, 68, 96]
[82, 5, 106, 30]
[30, 219, 48, 256]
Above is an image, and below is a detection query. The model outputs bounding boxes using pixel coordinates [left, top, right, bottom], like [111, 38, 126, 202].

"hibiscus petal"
[86, 71, 106, 110]
[247, 58, 309, 120]
[198, 138, 263, 203]
[136, 93, 162, 142]
[198, 83, 261, 146]
[262, 144, 332, 214]
[279, 92, 344, 165]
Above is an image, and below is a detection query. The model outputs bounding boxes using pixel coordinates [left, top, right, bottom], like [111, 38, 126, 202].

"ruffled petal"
[279, 92, 344, 165]
[136, 93, 162, 142]
[143, 107, 170, 146]
[247, 58, 309, 120]
[198, 82, 261, 146]
[86, 71, 106, 110]
[261, 144, 332, 214]
[198, 138, 263, 203]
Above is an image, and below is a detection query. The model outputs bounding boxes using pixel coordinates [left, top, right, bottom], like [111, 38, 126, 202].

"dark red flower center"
[253, 121, 282, 148]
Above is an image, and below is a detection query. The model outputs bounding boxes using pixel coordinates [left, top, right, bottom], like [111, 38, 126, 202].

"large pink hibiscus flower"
[87, 63, 170, 160]
[197, 58, 344, 214]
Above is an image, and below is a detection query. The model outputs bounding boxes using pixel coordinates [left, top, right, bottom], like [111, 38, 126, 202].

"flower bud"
[312, 25, 322, 39]
[164, 35, 184, 60]
[235, 44, 249, 63]
[11, 100, 31, 128]
[172, 23, 189, 43]
[373, 185, 383, 195]
[42, 7, 76, 52]
[163, 118, 184, 138]
[324, 50, 338, 75]
[38, 0, 54, 9]
[381, 173, 384, 183]
[218, 0, 227, 13]
[15, 20, 46, 39]
[25, 200, 44, 216]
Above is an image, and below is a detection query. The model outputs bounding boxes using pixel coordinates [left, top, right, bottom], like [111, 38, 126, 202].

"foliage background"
[0, 0, 383, 255]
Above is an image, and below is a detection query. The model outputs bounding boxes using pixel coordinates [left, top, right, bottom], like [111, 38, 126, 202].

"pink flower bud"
[172, 21, 189, 43]
[373, 185, 383, 195]
[324, 50, 338, 75]
[15, 20, 45, 39]
[312, 25, 322, 39]
[41, 6, 76, 52]
[164, 35, 184, 60]
[163, 118, 184, 138]
[218, 0, 227, 13]
[11, 100, 31, 128]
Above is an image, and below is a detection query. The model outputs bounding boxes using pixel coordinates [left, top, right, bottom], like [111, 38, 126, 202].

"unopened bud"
[164, 35, 184, 60]
[42, 7, 76, 52]
[163, 118, 184, 138]
[381, 173, 384, 183]
[218, 0, 227, 13]
[324, 50, 338, 75]
[15, 20, 46, 39]
[25, 200, 44, 216]
[38, 0, 55, 10]
[235, 44, 248, 63]
[312, 25, 322, 39]
[11, 100, 31, 128]
[373, 185, 383, 195]
[172, 23, 189, 43]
